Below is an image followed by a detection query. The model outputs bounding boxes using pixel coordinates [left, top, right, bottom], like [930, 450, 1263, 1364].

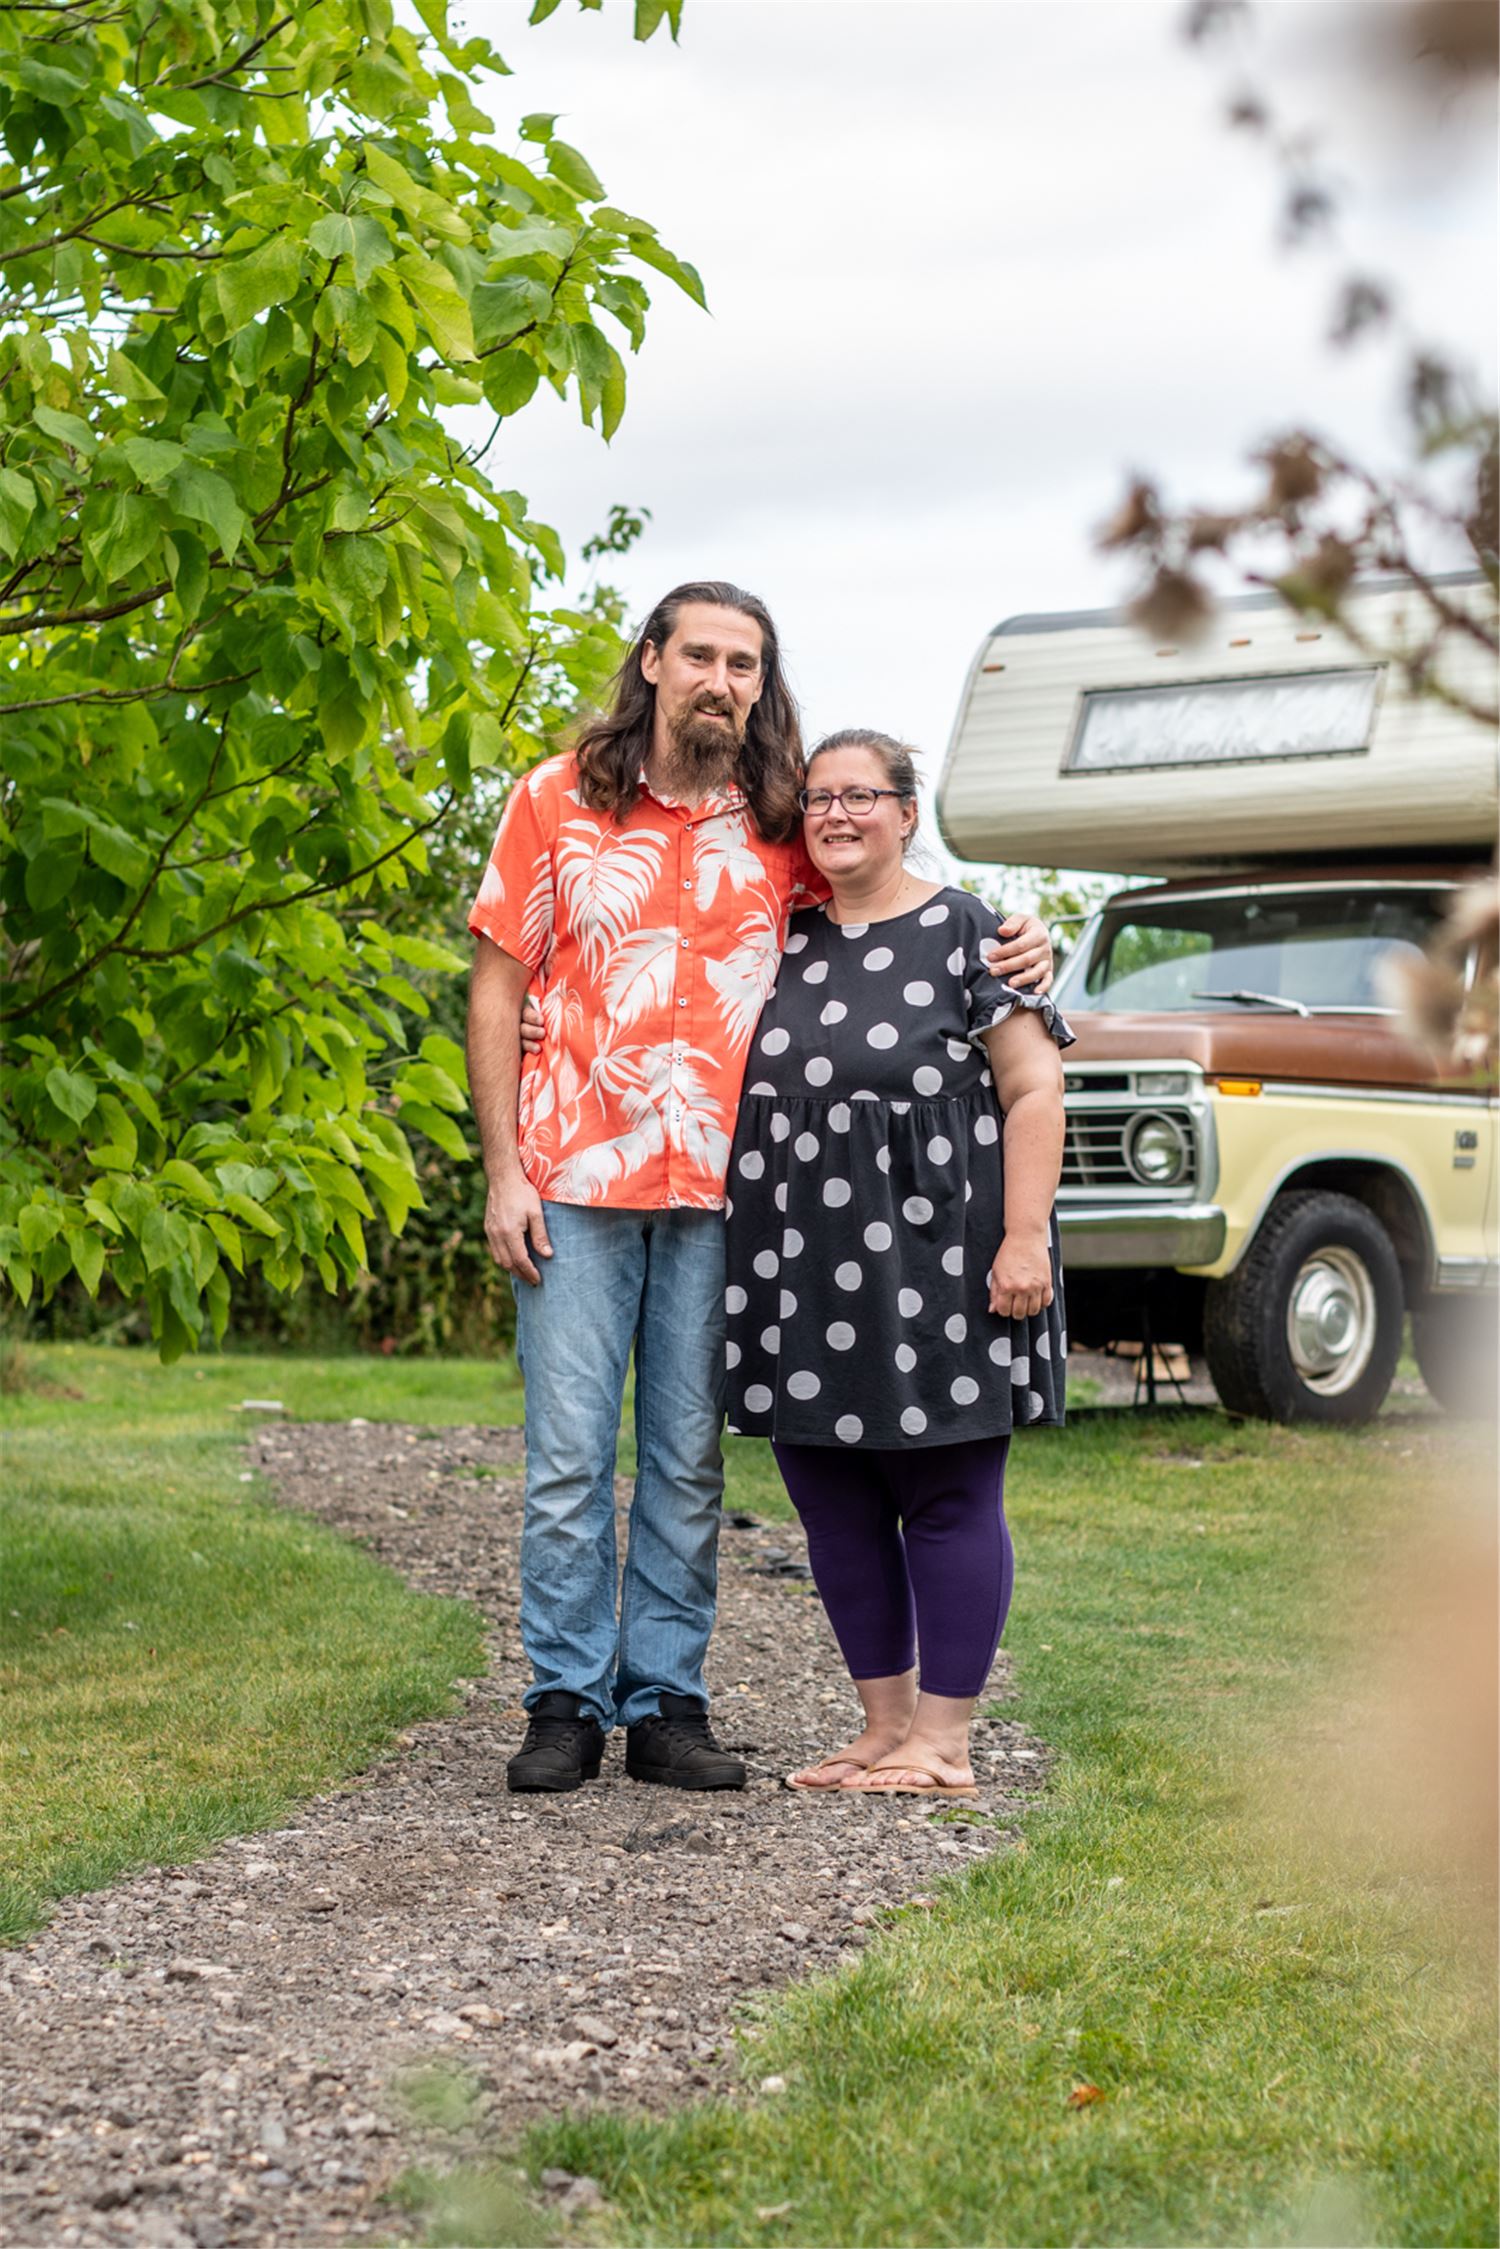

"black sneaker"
[625, 1692, 746, 1791]
[506, 1692, 605, 1793]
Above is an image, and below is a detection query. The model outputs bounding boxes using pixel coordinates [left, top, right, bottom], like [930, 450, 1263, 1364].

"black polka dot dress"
[723, 887, 1075, 1448]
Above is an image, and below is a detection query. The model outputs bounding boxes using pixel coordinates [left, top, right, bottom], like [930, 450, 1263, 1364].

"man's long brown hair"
[572, 581, 804, 842]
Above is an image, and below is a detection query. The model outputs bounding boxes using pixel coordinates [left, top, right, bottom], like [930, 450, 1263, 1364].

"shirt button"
[682, 879, 691, 889]
[677, 997, 687, 1007]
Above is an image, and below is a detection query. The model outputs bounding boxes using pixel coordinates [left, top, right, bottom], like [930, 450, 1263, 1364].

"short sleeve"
[961, 903, 1076, 1051]
[786, 837, 830, 911]
[466, 760, 559, 972]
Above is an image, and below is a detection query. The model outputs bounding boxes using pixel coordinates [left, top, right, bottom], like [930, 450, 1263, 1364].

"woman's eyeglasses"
[798, 786, 909, 816]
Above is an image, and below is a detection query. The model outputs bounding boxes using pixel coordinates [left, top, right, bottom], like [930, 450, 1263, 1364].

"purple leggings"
[771, 1435, 1013, 1699]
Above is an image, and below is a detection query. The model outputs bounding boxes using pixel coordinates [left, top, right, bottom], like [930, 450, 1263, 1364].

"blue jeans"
[511, 1201, 727, 1730]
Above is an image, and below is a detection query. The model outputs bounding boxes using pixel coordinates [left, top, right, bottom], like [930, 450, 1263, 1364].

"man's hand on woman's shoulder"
[984, 910, 1054, 995]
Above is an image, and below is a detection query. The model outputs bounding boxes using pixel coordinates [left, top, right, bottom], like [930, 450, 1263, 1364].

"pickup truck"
[938, 578, 1497, 1422]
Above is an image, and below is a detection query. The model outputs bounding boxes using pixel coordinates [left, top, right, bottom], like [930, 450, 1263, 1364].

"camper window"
[1065, 668, 1381, 774]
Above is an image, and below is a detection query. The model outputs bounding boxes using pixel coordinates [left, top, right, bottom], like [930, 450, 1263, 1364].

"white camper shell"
[937, 577, 1497, 877]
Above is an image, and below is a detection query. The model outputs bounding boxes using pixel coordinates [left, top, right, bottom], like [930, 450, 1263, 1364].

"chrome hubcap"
[1286, 1247, 1377, 1395]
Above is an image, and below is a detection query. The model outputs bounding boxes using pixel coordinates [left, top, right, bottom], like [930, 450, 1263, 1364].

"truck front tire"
[1203, 1189, 1404, 1425]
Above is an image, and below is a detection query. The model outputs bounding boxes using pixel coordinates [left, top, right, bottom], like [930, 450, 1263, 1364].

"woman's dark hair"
[806, 728, 921, 850]
[573, 580, 804, 842]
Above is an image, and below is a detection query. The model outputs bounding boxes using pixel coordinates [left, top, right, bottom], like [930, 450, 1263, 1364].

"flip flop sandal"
[785, 1753, 875, 1791]
[849, 1765, 979, 1800]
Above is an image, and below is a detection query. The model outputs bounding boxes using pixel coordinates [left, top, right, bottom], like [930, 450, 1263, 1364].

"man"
[466, 581, 1052, 1794]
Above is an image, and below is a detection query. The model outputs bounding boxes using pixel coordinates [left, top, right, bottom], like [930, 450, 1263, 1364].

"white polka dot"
[980, 1068, 993, 1088]
[1059, 1329, 1068, 1355]
[835, 1261, 863, 1292]
[942, 1246, 965, 1276]
[761, 1326, 780, 1355]
[770, 1112, 791, 1141]
[1036, 1331, 1052, 1359]
[1010, 1356, 1030, 1386]
[890, 1100, 911, 1116]
[774, 1182, 789, 1212]
[864, 1222, 893, 1251]
[820, 1000, 848, 1026]
[894, 1343, 918, 1372]
[747, 1080, 776, 1095]
[738, 1149, 765, 1180]
[784, 930, 808, 953]
[945, 1314, 968, 1344]
[864, 946, 894, 972]
[853, 1089, 879, 1101]
[866, 1023, 898, 1049]
[875, 1147, 893, 1174]
[946, 1038, 971, 1063]
[782, 1228, 804, 1259]
[804, 1056, 833, 1087]
[802, 958, 828, 984]
[794, 1132, 820, 1162]
[912, 1066, 943, 1096]
[919, 902, 950, 926]
[903, 1197, 933, 1225]
[725, 1196, 734, 1217]
[973, 1113, 999, 1145]
[897, 1288, 923, 1318]
[779, 1289, 797, 1318]
[927, 1135, 953, 1165]
[753, 1250, 779, 1279]
[964, 1181, 973, 1202]
[835, 1415, 864, 1442]
[787, 1370, 821, 1401]
[840, 923, 868, 940]
[827, 1321, 857, 1350]
[900, 1406, 929, 1436]
[947, 946, 965, 975]
[951, 1376, 980, 1405]
[827, 1103, 851, 1133]
[1027, 1390, 1046, 1419]
[822, 1178, 851, 1208]
[760, 1027, 790, 1055]
[988, 1335, 1012, 1366]
[725, 1285, 747, 1313]
[724, 1341, 740, 1372]
[903, 980, 934, 1006]
[744, 1384, 773, 1413]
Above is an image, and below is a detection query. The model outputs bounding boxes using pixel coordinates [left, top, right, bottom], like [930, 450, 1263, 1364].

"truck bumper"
[1058, 1204, 1228, 1268]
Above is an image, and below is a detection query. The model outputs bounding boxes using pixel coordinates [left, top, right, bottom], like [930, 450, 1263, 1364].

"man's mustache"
[692, 694, 734, 718]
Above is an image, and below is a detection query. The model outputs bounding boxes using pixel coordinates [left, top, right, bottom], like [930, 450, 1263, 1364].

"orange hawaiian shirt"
[468, 753, 825, 1210]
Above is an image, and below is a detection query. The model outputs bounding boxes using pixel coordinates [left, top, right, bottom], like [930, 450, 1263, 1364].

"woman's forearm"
[1000, 1085, 1064, 1239]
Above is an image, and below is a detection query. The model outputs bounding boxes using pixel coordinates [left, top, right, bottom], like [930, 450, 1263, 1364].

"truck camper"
[938, 576, 1498, 1424]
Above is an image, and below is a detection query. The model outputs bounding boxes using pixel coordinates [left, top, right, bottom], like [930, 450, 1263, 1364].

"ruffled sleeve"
[960, 900, 1076, 1051]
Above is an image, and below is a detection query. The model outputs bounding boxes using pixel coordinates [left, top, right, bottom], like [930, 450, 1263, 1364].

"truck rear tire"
[1203, 1190, 1404, 1425]
[1412, 1296, 1499, 1416]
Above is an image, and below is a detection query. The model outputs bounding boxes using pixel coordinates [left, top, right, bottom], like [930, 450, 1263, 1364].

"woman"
[723, 729, 1071, 1797]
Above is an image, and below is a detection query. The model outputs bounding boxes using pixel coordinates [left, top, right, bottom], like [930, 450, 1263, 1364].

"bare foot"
[787, 1723, 911, 1790]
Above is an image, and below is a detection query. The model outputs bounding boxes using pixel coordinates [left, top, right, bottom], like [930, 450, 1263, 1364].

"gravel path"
[0, 1419, 1047, 2249]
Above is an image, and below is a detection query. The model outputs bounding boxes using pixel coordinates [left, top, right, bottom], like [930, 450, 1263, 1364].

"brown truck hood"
[1062, 1008, 1487, 1092]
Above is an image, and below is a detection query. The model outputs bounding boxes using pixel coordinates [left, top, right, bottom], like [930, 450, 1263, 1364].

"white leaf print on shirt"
[646, 1046, 732, 1176]
[703, 904, 780, 1051]
[474, 858, 505, 915]
[553, 1046, 667, 1199]
[694, 811, 764, 910]
[601, 926, 679, 1029]
[519, 848, 554, 968]
[556, 823, 668, 975]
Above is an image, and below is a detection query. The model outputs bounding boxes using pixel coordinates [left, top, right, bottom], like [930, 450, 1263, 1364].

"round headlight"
[1127, 1111, 1189, 1186]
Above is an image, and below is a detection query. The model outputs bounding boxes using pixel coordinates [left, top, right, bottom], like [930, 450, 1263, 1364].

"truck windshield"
[1057, 888, 1448, 1015]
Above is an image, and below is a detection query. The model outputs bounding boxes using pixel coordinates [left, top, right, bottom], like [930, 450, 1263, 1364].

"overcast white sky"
[457, 0, 1496, 876]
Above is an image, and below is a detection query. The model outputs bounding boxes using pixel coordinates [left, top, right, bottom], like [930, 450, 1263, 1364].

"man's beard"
[662, 695, 746, 790]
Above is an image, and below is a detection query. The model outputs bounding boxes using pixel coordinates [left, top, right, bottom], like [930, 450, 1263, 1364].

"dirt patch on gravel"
[0, 1419, 1048, 2249]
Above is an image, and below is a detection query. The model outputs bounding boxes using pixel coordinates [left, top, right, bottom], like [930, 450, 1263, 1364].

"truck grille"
[1061, 1105, 1198, 1191]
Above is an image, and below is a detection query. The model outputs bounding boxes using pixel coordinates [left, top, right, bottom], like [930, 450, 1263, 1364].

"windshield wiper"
[1191, 989, 1311, 1018]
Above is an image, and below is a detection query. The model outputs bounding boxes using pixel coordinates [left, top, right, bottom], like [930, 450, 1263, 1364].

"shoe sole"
[506, 1758, 603, 1795]
[624, 1762, 746, 1791]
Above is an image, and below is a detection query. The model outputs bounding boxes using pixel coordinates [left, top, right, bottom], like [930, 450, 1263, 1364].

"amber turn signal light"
[1214, 1078, 1263, 1097]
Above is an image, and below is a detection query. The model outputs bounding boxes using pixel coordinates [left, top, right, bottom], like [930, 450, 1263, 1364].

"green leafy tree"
[0, 0, 700, 1357]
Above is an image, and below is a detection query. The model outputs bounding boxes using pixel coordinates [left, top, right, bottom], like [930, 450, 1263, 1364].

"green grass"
[481, 1407, 1495, 2249]
[0, 1343, 517, 1943]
